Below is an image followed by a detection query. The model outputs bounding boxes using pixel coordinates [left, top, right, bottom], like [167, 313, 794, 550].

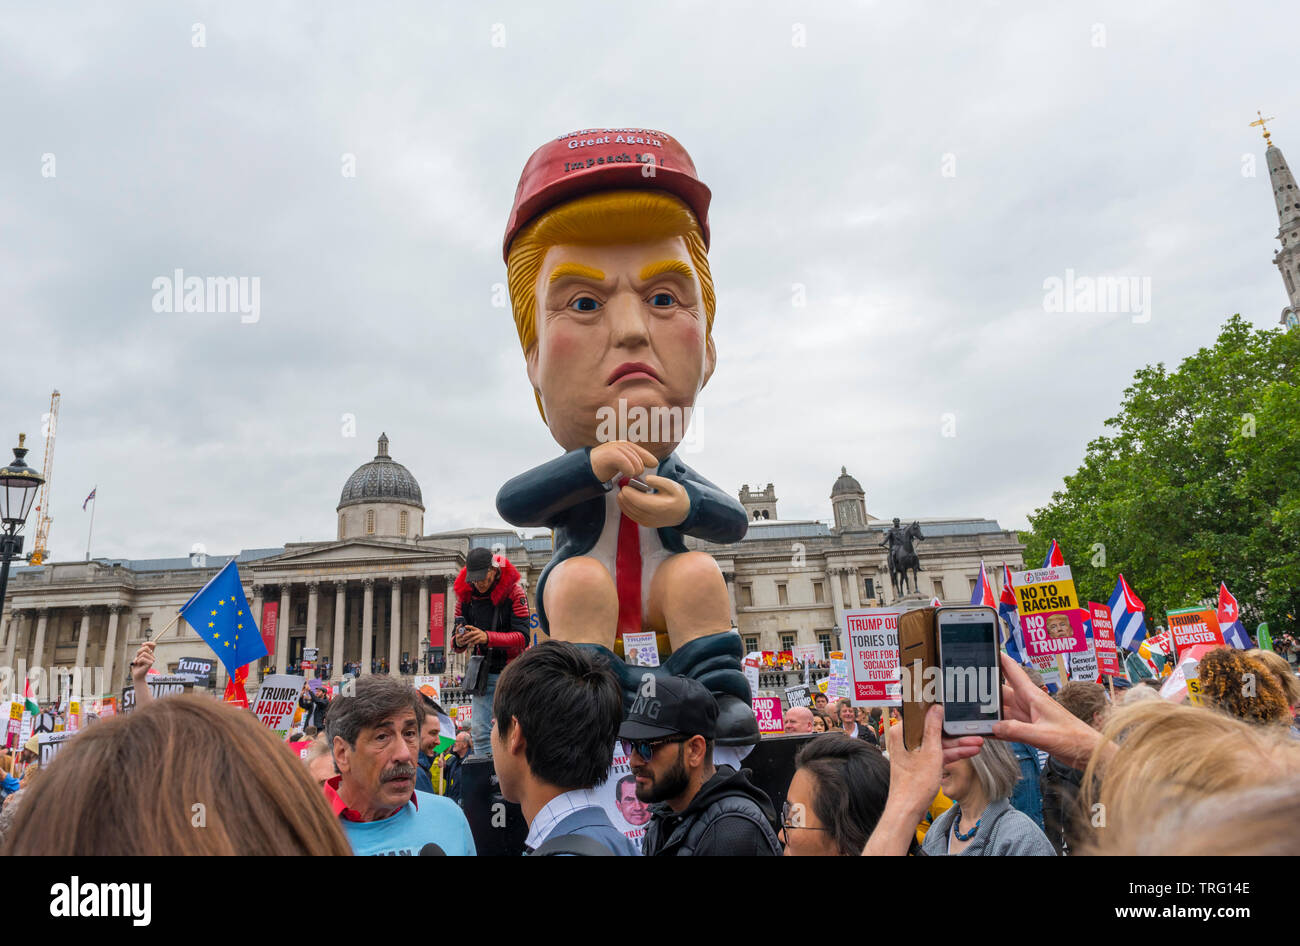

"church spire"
[1256, 114, 1300, 327]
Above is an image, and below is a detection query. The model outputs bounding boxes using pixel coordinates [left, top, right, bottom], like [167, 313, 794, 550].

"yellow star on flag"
[208, 622, 214, 628]
[210, 610, 217, 616]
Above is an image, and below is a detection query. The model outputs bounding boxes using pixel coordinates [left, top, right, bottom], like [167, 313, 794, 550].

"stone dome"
[830, 466, 863, 498]
[337, 433, 425, 511]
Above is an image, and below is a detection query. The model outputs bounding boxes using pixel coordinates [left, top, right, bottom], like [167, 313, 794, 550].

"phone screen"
[939, 618, 1000, 723]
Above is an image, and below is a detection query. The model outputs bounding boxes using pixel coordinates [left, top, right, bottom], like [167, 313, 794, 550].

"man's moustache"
[382, 765, 417, 782]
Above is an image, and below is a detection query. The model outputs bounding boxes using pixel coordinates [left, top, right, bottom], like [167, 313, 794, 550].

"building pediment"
[253, 539, 462, 568]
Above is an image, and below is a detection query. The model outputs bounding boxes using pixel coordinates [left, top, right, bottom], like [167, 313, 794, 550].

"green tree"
[1024, 315, 1299, 636]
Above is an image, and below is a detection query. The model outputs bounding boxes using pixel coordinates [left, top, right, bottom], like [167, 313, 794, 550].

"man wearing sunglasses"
[621, 676, 782, 856]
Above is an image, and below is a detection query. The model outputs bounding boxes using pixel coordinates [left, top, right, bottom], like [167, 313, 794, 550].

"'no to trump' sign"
[1010, 566, 1086, 658]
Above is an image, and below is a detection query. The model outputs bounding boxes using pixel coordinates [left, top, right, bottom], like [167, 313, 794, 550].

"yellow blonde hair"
[1077, 699, 1300, 854]
[505, 190, 715, 422]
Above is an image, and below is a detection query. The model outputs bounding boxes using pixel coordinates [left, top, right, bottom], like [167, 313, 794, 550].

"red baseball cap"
[502, 127, 711, 262]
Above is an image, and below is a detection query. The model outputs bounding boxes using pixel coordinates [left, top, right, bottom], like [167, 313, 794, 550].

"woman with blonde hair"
[1, 695, 352, 855]
[1078, 697, 1300, 854]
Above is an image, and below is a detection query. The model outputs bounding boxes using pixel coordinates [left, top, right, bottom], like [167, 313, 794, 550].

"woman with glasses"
[781, 733, 897, 856]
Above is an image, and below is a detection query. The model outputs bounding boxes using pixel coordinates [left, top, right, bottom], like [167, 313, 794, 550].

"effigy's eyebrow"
[638, 259, 694, 281]
[547, 263, 607, 284]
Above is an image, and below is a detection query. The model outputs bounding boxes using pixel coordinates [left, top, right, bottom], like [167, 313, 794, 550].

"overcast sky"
[3, 0, 1297, 562]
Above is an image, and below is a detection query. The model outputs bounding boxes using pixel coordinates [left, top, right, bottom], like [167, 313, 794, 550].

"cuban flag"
[1216, 582, 1252, 649]
[1041, 539, 1065, 568]
[970, 561, 997, 608]
[999, 563, 1028, 663]
[83, 487, 96, 510]
[1108, 573, 1149, 651]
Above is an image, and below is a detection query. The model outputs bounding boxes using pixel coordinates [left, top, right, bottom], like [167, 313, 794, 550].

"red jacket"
[451, 556, 530, 664]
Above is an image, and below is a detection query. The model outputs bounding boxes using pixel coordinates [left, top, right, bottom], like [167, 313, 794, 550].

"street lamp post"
[0, 434, 46, 615]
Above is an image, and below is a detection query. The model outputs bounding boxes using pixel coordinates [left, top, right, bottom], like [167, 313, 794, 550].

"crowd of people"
[2, 549, 1297, 857]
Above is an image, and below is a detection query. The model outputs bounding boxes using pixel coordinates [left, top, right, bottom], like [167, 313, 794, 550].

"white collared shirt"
[524, 788, 606, 852]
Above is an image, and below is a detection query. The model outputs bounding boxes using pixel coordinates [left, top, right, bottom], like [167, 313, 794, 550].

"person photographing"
[451, 547, 530, 757]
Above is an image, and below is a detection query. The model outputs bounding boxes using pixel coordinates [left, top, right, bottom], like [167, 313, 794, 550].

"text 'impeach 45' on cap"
[502, 127, 712, 261]
[617, 674, 718, 742]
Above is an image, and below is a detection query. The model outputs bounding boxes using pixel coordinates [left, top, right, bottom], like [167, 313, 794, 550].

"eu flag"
[178, 560, 268, 677]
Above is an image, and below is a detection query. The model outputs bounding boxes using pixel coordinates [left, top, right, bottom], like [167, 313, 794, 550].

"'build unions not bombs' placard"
[844, 608, 902, 707]
[1010, 566, 1087, 659]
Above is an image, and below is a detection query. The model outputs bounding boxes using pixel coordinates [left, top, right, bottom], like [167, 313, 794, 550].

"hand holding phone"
[935, 606, 1003, 736]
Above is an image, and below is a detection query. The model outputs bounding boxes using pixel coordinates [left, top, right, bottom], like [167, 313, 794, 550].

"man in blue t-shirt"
[323, 675, 476, 856]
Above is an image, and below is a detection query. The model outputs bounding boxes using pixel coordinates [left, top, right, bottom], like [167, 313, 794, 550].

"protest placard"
[176, 656, 216, 687]
[843, 608, 902, 707]
[776, 650, 793, 666]
[1067, 633, 1100, 682]
[413, 675, 441, 704]
[1166, 608, 1224, 658]
[743, 652, 762, 696]
[453, 702, 473, 726]
[753, 696, 784, 734]
[623, 631, 660, 667]
[251, 674, 306, 740]
[1089, 601, 1121, 676]
[1010, 566, 1086, 657]
[121, 674, 195, 713]
[784, 685, 813, 709]
[38, 730, 75, 766]
[791, 643, 822, 665]
[1028, 653, 1061, 690]
[595, 743, 651, 846]
[5, 701, 21, 749]
[826, 653, 852, 700]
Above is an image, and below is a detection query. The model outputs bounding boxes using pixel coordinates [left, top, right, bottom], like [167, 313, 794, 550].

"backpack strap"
[528, 834, 615, 857]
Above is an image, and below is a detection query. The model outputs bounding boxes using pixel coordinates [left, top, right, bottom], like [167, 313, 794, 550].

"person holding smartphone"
[451, 547, 530, 757]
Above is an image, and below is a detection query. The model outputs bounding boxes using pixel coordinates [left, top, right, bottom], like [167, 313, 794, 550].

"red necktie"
[615, 477, 642, 641]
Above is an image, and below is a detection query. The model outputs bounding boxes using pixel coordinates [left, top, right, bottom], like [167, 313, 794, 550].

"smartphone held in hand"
[935, 605, 1003, 736]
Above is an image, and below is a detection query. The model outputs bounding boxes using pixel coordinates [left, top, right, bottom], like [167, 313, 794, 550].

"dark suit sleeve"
[671, 458, 749, 545]
[496, 448, 608, 528]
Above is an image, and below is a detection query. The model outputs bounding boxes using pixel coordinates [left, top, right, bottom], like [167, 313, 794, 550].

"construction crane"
[27, 390, 59, 566]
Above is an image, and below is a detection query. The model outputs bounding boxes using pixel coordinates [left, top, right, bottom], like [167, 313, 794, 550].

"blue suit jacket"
[545, 806, 642, 856]
[496, 447, 748, 633]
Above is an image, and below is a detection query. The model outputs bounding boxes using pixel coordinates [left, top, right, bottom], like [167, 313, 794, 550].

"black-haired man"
[623, 675, 782, 856]
[491, 641, 640, 855]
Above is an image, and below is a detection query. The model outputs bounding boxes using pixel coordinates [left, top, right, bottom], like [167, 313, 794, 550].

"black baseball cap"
[617, 675, 718, 741]
[466, 547, 494, 582]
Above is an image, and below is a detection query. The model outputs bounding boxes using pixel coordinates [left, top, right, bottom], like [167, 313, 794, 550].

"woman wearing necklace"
[921, 739, 1056, 856]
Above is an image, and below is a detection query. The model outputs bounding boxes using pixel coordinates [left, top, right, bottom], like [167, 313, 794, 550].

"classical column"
[31, 609, 49, 672]
[276, 584, 291, 672]
[389, 578, 402, 675]
[445, 573, 459, 675]
[0, 610, 13, 672]
[417, 578, 429, 673]
[361, 578, 375, 674]
[828, 568, 845, 627]
[333, 581, 346, 677]
[847, 567, 861, 608]
[76, 605, 93, 670]
[102, 606, 122, 696]
[2, 610, 23, 674]
[722, 571, 738, 626]
[305, 580, 320, 652]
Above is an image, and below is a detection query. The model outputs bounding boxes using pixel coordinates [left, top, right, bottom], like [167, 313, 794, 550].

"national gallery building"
[0, 435, 1025, 698]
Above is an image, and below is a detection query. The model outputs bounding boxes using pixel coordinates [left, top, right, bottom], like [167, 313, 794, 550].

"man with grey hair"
[304, 735, 334, 788]
[322, 675, 476, 855]
[442, 731, 472, 805]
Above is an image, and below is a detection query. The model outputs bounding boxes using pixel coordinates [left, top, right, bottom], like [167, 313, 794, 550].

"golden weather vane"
[1250, 110, 1275, 146]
